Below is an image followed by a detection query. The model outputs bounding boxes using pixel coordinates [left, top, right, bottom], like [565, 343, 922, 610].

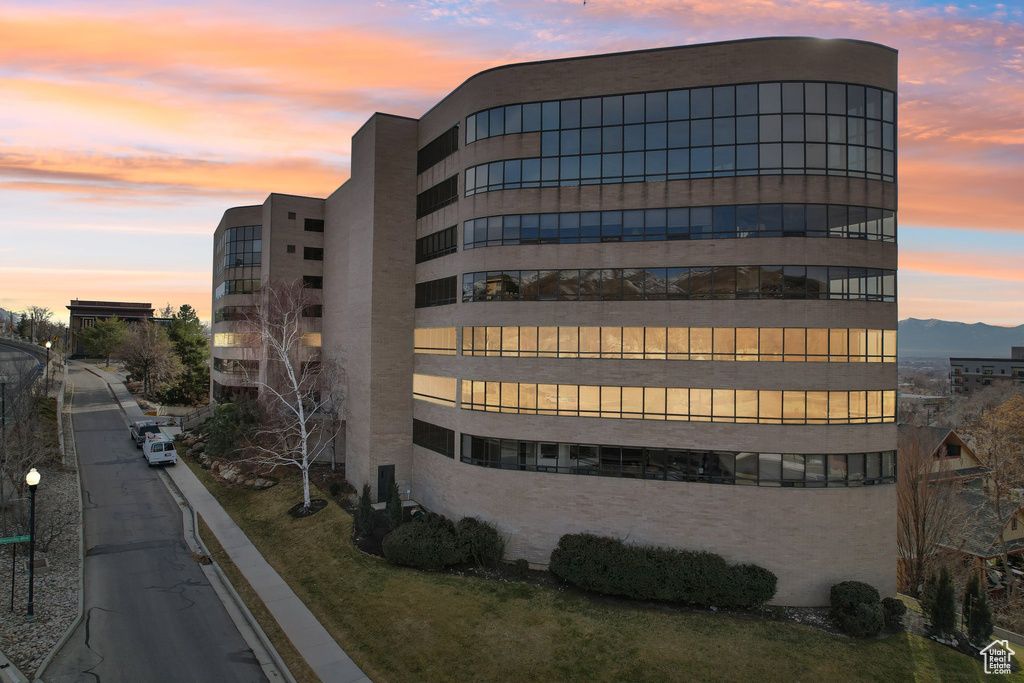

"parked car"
[142, 434, 177, 467]
[129, 420, 161, 448]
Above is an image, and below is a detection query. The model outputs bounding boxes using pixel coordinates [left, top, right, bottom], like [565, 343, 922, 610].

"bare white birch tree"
[243, 280, 343, 511]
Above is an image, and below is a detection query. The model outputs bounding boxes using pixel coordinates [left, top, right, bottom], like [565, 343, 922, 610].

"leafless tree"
[118, 320, 181, 396]
[974, 395, 1024, 596]
[25, 305, 51, 344]
[897, 426, 969, 596]
[242, 280, 343, 511]
[0, 365, 58, 535]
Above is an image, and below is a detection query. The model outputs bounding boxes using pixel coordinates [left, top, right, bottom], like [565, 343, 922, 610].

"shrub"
[881, 597, 907, 633]
[513, 558, 530, 580]
[920, 573, 938, 618]
[382, 513, 463, 570]
[204, 397, 260, 459]
[830, 581, 881, 613]
[328, 482, 341, 498]
[456, 517, 505, 567]
[386, 478, 403, 531]
[355, 484, 373, 536]
[548, 533, 777, 608]
[931, 567, 957, 635]
[830, 581, 883, 638]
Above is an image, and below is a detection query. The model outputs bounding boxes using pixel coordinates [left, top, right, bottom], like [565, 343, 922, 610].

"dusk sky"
[2, 0, 1022, 325]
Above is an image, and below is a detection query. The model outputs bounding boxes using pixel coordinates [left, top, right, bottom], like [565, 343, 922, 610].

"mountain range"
[898, 318, 1024, 358]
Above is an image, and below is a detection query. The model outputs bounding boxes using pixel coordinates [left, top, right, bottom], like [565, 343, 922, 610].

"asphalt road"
[43, 365, 267, 683]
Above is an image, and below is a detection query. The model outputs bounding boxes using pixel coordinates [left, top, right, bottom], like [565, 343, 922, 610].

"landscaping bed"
[182, 457, 996, 682]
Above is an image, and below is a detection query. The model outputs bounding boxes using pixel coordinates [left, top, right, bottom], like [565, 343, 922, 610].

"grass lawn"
[185, 460, 1008, 682]
[197, 514, 320, 683]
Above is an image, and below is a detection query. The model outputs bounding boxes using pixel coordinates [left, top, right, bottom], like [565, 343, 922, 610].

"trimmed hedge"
[382, 513, 463, 570]
[456, 517, 505, 567]
[548, 533, 777, 608]
[830, 581, 883, 638]
[881, 597, 907, 633]
[382, 513, 505, 570]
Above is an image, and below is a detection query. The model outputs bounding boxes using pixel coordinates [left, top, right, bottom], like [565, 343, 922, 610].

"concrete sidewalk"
[73, 362, 369, 683]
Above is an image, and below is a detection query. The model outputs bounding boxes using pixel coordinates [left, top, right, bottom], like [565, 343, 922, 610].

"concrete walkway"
[73, 362, 370, 683]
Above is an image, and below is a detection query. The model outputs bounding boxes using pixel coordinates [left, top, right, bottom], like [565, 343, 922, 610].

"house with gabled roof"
[898, 424, 986, 481]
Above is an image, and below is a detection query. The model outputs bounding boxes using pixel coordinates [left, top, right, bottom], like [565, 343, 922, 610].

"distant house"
[897, 424, 985, 481]
[944, 489, 1024, 567]
[66, 300, 155, 358]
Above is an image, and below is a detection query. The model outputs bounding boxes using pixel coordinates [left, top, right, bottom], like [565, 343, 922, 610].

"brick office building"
[212, 38, 899, 604]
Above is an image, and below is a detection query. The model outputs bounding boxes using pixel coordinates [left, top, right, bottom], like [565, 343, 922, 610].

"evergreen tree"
[964, 573, 994, 644]
[165, 304, 209, 404]
[79, 316, 127, 365]
[356, 483, 373, 536]
[931, 567, 957, 635]
[387, 478, 403, 531]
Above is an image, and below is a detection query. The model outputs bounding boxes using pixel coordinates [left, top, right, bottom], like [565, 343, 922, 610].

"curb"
[159, 471, 295, 683]
[34, 378, 85, 682]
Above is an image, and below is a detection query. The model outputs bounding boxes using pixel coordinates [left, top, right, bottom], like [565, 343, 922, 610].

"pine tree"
[931, 567, 957, 635]
[166, 304, 209, 404]
[962, 574, 978, 634]
[965, 574, 994, 644]
[356, 483, 373, 536]
[387, 478, 403, 531]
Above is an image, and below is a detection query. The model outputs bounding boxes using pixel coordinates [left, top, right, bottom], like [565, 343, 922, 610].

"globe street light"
[44, 341, 52, 394]
[25, 468, 40, 621]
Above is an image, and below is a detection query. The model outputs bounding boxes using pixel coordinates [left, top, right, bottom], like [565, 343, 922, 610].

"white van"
[143, 433, 178, 467]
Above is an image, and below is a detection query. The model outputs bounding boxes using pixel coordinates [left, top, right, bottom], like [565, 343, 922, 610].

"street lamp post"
[44, 341, 52, 394]
[25, 468, 40, 621]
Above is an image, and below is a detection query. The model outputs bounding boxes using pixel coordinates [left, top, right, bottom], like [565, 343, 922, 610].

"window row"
[463, 203, 895, 249]
[416, 226, 458, 264]
[304, 218, 325, 233]
[463, 141, 893, 194]
[416, 276, 459, 309]
[418, 125, 460, 174]
[216, 225, 262, 275]
[461, 326, 896, 363]
[301, 332, 322, 347]
[213, 332, 257, 348]
[414, 327, 457, 355]
[214, 278, 261, 300]
[467, 83, 895, 142]
[460, 433, 896, 487]
[461, 266, 896, 303]
[413, 374, 458, 407]
[304, 247, 324, 261]
[413, 419, 456, 458]
[213, 357, 258, 375]
[459, 381, 896, 424]
[416, 175, 459, 218]
[523, 118, 893, 157]
[213, 305, 255, 323]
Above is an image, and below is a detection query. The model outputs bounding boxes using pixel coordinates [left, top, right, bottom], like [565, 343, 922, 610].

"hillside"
[899, 318, 1024, 358]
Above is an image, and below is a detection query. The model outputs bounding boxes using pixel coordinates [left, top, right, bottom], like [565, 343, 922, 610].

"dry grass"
[196, 513, 319, 683]
[186, 459, 1004, 682]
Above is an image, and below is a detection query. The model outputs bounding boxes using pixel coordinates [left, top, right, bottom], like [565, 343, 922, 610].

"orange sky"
[1, 1, 1022, 325]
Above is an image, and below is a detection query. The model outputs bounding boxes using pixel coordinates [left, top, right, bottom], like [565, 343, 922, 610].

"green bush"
[204, 397, 260, 459]
[843, 602, 885, 638]
[513, 558, 530, 580]
[382, 513, 463, 570]
[830, 581, 881, 613]
[548, 533, 776, 608]
[830, 581, 883, 638]
[881, 597, 907, 633]
[456, 517, 505, 567]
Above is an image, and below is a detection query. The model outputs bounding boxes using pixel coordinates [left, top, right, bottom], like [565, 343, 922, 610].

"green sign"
[0, 535, 30, 545]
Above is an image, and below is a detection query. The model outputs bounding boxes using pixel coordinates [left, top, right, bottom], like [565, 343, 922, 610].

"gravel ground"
[0, 378, 81, 678]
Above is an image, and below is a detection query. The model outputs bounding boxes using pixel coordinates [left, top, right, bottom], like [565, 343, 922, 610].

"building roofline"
[419, 37, 897, 121]
[950, 358, 1022, 362]
[267, 192, 327, 201]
